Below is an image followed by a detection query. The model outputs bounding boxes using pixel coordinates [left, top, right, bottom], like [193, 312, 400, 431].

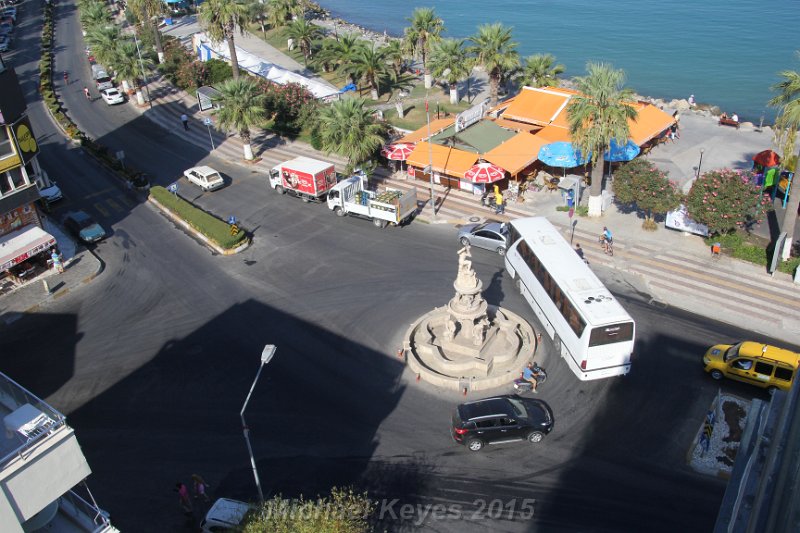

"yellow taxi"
[703, 341, 800, 393]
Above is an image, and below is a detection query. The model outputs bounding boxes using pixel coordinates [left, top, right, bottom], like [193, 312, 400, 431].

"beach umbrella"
[464, 162, 506, 183]
[381, 143, 414, 161]
[604, 139, 640, 162]
[752, 149, 780, 167]
[537, 142, 589, 168]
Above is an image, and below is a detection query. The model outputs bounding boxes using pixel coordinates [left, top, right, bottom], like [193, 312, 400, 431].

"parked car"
[451, 395, 554, 452]
[0, 34, 10, 52]
[703, 341, 800, 394]
[457, 221, 509, 255]
[63, 210, 106, 243]
[0, 22, 13, 35]
[200, 498, 254, 532]
[38, 181, 63, 203]
[100, 87, 124, 105]
[183, 165, 224, 191]
[1, 9, 17, 22]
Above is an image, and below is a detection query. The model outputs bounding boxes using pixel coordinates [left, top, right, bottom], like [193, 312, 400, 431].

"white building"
[0, 371, 117, 532]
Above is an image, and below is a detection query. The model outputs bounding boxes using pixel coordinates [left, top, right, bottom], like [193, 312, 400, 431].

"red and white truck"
[268, 157, 337, 202]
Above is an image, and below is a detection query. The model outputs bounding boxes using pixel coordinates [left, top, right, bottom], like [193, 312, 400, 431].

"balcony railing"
[0, 372, 66, 469]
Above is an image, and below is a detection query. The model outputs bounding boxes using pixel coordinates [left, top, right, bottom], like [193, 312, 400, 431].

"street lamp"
[240, 344, 276, 504]
[133, 29, 152, 109]
[696, 148, 705, 179]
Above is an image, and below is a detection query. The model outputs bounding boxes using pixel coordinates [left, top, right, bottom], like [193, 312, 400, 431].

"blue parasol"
[537, 142, 589, 168]
[604, 139, 640, 162]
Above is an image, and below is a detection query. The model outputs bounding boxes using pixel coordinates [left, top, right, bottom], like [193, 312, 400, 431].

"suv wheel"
[527, 431, 545, 444]
[466, 438, 484, 452]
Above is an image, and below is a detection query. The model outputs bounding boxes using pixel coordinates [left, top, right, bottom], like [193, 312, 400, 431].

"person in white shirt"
[731, 113, 739, 122]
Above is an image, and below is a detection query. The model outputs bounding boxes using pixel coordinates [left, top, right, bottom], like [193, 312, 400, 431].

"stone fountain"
[403, 246, 537, 391]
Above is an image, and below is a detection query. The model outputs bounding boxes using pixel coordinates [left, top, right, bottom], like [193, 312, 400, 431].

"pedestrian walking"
[191, 474, 210, 502]
[180, 113, 189, 131]
[63, 71, 69, 85]
[494, 191, 505, 215]
[50, 249, 64, 273]
[83, 86, 91, 100]
[174, 482, 192, 514]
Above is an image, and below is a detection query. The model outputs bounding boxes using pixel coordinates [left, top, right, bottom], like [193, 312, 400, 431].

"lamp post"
[696, 148, 705, 179]
[133, 29, 152, 108]
[425, 97, 437, 218]
[240, 344, 276, 504]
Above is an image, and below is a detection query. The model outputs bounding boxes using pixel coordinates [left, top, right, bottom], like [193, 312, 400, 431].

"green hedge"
[706, 232, 800, 275]
[150, 186, 247, 250]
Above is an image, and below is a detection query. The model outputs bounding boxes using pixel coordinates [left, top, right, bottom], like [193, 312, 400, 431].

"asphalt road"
[0, 2, 787, 532]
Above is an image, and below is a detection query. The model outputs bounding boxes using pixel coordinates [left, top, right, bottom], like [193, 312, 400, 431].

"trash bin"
[164, 17, 173, 25]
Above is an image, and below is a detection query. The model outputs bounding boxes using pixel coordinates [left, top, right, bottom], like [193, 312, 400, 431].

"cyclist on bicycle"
[600, 227, 613, 251]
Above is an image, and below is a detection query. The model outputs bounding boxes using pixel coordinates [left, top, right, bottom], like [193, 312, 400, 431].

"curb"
[147, 196, 251, 255]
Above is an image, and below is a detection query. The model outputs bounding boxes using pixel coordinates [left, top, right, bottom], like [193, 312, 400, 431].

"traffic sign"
[168, 183, 179, 193]
[228, 215, 237, 225]
[203, 117, 213, 126]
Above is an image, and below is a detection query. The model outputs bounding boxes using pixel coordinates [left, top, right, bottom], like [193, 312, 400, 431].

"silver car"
[457, 221, 508, 255]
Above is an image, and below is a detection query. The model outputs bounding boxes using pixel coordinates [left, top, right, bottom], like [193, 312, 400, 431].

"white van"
[200, 498, 254, 532]
[91, 64, 113, 90]
[183, 165, 225, 191]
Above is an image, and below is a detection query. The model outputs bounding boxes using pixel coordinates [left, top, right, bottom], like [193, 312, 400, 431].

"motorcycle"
[512, 365, 547, 393]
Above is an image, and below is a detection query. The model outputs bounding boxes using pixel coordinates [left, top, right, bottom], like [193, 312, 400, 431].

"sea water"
[318, 0, 800, 123]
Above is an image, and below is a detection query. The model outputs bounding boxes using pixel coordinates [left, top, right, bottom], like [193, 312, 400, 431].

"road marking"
[94, 202, 109, 217]
[106, 198, 123, 213]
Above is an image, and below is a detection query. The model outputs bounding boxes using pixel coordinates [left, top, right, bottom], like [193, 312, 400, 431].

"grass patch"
[707, 231, 800, 275]
[382, 98, 472, 131]
[151, 186, 247, 250]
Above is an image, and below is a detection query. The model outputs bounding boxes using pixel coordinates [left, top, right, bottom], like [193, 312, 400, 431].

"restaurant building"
[0, 58, 56, 288]
[394, 86, 676, 196]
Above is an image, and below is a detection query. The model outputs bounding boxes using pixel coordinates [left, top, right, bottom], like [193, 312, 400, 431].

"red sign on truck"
[270, 157, 337, 200]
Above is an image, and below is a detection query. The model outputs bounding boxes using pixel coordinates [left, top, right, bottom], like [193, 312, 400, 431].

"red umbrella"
[381, 143, 414, 161]
[753, 149, 781, 167]
[464, 162, 506, 183]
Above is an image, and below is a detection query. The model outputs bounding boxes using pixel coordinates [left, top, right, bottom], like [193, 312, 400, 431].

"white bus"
[504, 217, 635, 380]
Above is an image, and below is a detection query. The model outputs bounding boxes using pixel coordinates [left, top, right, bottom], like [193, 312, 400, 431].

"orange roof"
[490, 117, 539, 132]
[483, 132, 547, 176]
[397, 118, 456, 144]
[406, 142, 478, 178]
[534, 124, 571, 143]
[627, 103, 676, 145]
[501, 87, 575, 126]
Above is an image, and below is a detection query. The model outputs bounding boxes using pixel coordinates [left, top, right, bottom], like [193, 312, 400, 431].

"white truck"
[268, 156, 337, 202]
[326, 174, 418, 228]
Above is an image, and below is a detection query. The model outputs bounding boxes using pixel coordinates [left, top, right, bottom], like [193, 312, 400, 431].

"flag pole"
[426, 98, 437, 218]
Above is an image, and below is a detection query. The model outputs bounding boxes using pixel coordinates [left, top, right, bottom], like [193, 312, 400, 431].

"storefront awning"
[406, 142, 478, 178]
[397, 118, 455, 144]
[483, 132, 547, 176]
[0, 225, 56, 271]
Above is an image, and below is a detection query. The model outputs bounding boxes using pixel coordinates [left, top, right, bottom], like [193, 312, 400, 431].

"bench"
[719, 117, 740, 129]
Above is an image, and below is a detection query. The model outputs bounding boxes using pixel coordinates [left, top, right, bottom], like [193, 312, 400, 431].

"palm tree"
[521, 53, 565, 88]
[84, 25, 121, 67]
[403, 7, 444, 89]
[79, 1, 111, 28]
[211, 78, 267, 160]
[382, 39, 406, 78]
[768, 52, 800, 260]
[351, 43, 392, 100]
[567, 62, 638, 217]
[312, 33, 364, 83]
[284, 18, 323, 65]
[199, 0, 248, 79]
[245, 0, 270, 39]
[469, 23, 520, 107]
[266, 0, 302, 29]
[127, 0, 165, 63]
[114, 39, 152, 104]
[316, 98, 386, 173]
[429, 38, 471, 104]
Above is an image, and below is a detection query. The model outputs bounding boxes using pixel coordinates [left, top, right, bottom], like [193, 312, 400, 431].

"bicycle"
[599, 235, 614, 256]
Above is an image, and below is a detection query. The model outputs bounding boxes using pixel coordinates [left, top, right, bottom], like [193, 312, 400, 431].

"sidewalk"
[10, 19, 798, 349]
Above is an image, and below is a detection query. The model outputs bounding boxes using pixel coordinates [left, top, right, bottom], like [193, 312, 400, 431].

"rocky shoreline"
[306, 4, 773, 129]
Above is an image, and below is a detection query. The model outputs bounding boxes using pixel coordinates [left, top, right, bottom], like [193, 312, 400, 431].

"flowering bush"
[686, 169, 772, 234]
[257, 80, 318, 135]
[614, 158, 683, 228]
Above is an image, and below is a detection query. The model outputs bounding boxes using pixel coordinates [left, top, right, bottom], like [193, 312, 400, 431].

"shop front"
[0, 224, 56, 287]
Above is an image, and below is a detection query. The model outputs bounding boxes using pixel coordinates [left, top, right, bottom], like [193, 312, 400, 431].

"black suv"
[451, 395, 554, 452]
